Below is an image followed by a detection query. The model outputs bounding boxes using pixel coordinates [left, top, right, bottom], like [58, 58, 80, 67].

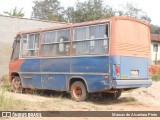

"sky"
[0, 0, 159, 26]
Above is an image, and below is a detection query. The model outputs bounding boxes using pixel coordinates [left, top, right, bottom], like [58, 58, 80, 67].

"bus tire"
[12, 76, 23, 93]
[70, 81, 88, 102]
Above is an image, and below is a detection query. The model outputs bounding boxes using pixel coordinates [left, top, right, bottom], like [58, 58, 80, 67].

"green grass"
[152, 74, 160, 82]
[0, 75, 12, 91]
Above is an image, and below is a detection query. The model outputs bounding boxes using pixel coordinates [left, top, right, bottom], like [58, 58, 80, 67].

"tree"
[65, 0, 115, 23]
[151, 25, 160, 34]
[65, 7, 76, 23]
[117, 2, 151, 23]
[32, 0, 65, 22]
[4, 7, 24, 18]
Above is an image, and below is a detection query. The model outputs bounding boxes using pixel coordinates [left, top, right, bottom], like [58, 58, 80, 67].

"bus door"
[19, 33, 42, 89]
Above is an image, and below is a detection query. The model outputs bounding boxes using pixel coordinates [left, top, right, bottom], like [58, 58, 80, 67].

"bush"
[152, 74, 160, 82]
[0, 75, 12, 91]
[151, 65, 160, 75]
[151, 65, 160, 82]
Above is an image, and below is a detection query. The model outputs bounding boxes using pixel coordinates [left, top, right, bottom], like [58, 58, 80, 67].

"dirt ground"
[2, 81, 160, 120]
[6, 81, 160, 111]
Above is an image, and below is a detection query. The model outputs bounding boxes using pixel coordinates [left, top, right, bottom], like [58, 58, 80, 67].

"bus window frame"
[18, 21, 111, 59]
[20, 32, 40, 58]
[40, 28, 71, 57]
[72, 23, 110, 56]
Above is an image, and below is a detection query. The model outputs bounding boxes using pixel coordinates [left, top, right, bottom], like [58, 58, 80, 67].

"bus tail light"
[116, 65, 120, 76]
[148, 66, 152, 76]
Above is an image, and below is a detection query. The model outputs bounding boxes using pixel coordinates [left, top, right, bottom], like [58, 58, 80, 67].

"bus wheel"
[70, 81, 88, 102]
[12, 77, 23, 93]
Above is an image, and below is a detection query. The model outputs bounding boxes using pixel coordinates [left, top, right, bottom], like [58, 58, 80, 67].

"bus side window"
[57, 29, 70, 55]
[105, 24, 109, 38]
[59, 38, 64, 52]
[103, 39, 109, 50]
[21, 33, 40, 57]
[90, 40, 95, 50]
[73, 24, 109, 55]
[41, 29, 70, 56]
[104, 25, 109, 51]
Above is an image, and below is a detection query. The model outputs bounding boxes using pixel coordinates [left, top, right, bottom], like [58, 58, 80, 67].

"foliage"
[117, 2, 151, 23]
[65, 0, 115, 23]
[151, 24, 160, 34]
[152, 75, 160, 82]
[31, 0, 152, 25]
[151, 65, 160, 75]
[65, 7, 75, 23]
[3, 6, 24, 18]
[0, 75, 12, 92]
[32, 0, 65, 22]
[32, 0, 115, 23]
[151, 65, 160, 82]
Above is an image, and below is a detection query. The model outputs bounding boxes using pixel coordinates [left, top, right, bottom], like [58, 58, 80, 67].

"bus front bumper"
[112, 79, 152, 89]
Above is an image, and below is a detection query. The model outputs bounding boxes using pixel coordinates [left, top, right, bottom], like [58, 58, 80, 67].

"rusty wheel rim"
[73, 85, 82, 99]
[14, 82, 20, 89]
[13, 80, 22, 92]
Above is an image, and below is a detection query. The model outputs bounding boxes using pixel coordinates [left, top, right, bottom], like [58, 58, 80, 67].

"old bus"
[9, 17, 152, 101]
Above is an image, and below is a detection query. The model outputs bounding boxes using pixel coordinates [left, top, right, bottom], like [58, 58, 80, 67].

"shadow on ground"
[21, 89, 137, 105]
[88, 96, 137, 105]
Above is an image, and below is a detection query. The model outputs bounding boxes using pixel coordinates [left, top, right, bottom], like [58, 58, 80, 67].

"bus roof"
[17, 16, 150, 35]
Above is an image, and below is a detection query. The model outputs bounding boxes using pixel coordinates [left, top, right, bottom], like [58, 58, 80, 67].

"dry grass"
[0, 90, 28, 111]
[0, 74, 159, 112]
[0, 75, 28, 111]
[0, 75, 12, 91]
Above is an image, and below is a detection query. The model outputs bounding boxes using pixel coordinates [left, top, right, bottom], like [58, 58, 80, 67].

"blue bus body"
[9, 17, 152, 101]
[19, 55, 151, 92]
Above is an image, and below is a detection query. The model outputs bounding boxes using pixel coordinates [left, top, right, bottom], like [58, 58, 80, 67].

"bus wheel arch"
[69, 77, 89, 101]
[10, 73, 23, 93]
[10, 72, 20, 82]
